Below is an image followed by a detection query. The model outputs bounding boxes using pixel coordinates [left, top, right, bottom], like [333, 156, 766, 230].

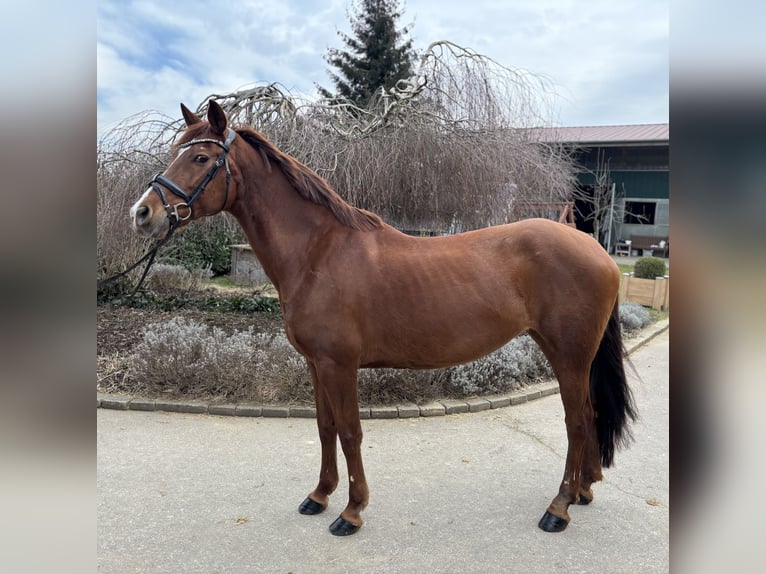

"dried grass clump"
[145, 264, 213, 294]
[97, 354, 132, 392]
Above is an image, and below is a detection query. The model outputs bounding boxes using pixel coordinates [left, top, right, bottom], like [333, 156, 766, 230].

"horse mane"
[234, 126, 383, 231]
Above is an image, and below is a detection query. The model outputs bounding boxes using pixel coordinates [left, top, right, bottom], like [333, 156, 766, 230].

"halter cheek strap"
[148, 128, 236, 233]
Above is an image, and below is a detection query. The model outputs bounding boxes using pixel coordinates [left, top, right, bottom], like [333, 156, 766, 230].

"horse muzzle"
[130, 195, 171, 239]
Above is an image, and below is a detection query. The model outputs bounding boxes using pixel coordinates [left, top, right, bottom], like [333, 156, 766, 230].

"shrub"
[619, 302, 651, 334]
[160, 216, 245, 276]
[128, 317, 310, 402]
[633, 256, 667, 279]
[146, 264, 213, 294]
[109, 290, 281, 314]
[442, 334, 552, 396]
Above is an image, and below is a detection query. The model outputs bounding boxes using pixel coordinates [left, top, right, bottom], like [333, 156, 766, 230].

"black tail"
[590, 301, 638, 468]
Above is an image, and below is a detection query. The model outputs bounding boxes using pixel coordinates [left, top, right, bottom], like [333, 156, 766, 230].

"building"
[535, 124, 669, 253]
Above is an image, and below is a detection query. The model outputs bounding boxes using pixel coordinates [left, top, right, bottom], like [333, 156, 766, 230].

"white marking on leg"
[350, 475, 355, 483]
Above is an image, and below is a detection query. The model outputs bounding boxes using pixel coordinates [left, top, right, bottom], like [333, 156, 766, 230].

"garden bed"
[97, 284, 657, 407]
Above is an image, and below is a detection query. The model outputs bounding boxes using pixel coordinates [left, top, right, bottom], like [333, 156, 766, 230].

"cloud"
[97, 0, 667, 135]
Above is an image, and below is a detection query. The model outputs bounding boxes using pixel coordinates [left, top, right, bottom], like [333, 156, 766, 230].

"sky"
[97, 0, 668, 137]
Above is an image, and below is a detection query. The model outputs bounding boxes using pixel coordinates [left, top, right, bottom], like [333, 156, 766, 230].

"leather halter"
[148, 128, 236, 233]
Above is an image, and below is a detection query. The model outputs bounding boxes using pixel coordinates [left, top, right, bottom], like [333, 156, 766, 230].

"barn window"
[624, 201, 656, 225]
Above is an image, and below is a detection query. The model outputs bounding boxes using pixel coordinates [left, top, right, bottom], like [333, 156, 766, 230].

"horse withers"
[129, 100, 636, 536]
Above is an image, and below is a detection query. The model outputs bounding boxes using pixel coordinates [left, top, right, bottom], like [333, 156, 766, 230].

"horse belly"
[359, 299, 527, 369]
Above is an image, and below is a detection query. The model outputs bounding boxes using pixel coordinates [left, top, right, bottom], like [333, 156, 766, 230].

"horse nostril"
[135, 205, 150, 225]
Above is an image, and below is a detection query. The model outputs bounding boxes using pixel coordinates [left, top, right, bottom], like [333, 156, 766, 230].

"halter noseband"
[148, 128, 236, 234]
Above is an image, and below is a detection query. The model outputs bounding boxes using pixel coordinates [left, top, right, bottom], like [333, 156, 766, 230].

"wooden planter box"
[619, 274, 669, 311]
[230, 244, 269, 286]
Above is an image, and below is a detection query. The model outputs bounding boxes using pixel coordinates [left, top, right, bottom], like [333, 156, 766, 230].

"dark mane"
[235, 126, 383, 231]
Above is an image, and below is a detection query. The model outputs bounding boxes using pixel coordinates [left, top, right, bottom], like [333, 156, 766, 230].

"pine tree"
[318, 0, 415, 108]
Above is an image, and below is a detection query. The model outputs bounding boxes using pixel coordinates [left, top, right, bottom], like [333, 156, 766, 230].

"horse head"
[130, 100, 238, 239]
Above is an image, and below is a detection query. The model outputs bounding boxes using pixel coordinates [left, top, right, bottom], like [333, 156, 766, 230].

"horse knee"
[317, 420, 337, 441]
[338, 428, 363, 454]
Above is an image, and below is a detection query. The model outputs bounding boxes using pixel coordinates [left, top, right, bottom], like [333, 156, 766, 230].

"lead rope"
[97, 226, 177, 297]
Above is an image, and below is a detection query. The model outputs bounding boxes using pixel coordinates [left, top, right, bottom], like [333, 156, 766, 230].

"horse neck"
[228, 157, 342, 295]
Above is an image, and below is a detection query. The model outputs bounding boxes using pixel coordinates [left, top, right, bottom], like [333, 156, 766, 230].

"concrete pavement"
[98, 331, 668, 573]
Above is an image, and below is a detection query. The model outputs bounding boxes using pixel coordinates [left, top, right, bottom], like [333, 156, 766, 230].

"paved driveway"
[98, 331, 668, 573]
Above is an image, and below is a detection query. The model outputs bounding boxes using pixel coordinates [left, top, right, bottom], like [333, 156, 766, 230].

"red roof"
[531, 123, 669, 145]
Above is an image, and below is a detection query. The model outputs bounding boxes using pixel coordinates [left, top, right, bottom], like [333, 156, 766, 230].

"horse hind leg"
[529, 331, 595, 533]
[576, 419, 603, 506]
[577, 302, 636, 507]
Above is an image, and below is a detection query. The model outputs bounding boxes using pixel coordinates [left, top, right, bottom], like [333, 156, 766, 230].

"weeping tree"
[98, 41, 576, 282]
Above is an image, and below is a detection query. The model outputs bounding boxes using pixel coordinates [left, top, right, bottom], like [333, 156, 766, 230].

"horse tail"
[590, 300, 638, 468]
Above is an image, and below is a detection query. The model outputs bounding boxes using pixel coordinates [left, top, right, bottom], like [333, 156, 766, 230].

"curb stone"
[465, 398, 491, 413]
[419, 402, 446, 417]
[370, 406, 399, 419]
[234, 404, 262, 417]
[97, 321, 667, 420]
[261, 406, 289, 418]
[397, 404, 420, 418]
[440, 399, 470, 415]
[209, 404, 237, 416]
[290, 406, 317, 418]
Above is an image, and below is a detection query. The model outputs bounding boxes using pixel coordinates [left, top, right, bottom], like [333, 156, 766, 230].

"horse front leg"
[299, 362, 339, 516]
[314, 357, 369, 536]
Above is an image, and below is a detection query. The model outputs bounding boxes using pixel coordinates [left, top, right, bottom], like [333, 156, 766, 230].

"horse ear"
[180, 103, 201, 126]
[207, 100, 228, 135]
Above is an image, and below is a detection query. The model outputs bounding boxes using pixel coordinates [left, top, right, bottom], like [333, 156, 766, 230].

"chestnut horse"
[130, 101, 636, 536]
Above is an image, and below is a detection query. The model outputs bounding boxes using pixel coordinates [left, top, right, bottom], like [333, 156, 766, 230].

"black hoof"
[298, 497, 326, 515]
[538, 511, 569, 533]
[329, 516, 361, 536]
[577, 493, 593, 505]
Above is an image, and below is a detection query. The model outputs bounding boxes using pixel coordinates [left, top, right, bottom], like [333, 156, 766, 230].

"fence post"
[651, 276, 667, 311]
[619, 273, 630, 303]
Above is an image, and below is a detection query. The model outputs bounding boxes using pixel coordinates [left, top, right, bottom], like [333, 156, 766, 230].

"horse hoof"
[577, 493, 593, 505]
[298, 497, 326, 515]
[329, 516, 361, 536]
[538, 511, 569, 533]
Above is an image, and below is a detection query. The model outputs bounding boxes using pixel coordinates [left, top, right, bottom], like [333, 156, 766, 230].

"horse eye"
[194, 155, 209, 164]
